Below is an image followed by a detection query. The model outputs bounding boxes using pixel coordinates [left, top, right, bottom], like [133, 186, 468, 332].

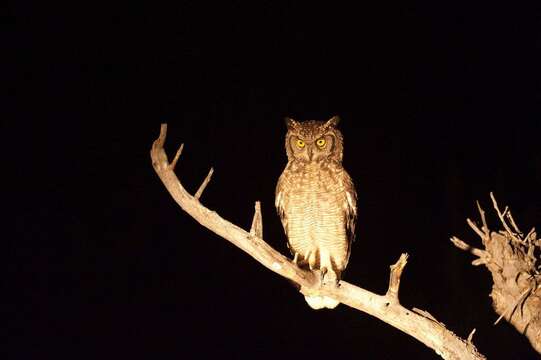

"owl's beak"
[307, 146, 313, 161]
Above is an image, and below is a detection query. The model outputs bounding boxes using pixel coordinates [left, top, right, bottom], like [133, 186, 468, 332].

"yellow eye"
[316, 138, 326, 147]
[296, 139, 305, 148]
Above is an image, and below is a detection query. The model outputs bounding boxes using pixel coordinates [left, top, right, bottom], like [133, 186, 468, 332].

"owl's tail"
[304, 295, 339, 310]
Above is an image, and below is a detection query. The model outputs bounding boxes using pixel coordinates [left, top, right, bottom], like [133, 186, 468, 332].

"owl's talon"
[321, 270, 339, 288]
[320, 267, 328, 285]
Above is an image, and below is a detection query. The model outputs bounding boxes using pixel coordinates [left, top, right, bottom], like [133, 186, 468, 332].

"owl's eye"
[316, 138, 326, 147]
[296, 139, 305, 148]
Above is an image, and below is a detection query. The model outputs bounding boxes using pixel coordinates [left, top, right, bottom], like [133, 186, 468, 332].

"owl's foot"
[303, 268, 340, 310]
[320, 266, 327, 283]
[320, 268, 339, 288]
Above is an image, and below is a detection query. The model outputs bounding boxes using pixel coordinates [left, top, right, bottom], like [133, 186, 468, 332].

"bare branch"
[170, 143, 184, 170]
[506, 209, 522, 235]
[250, 201, 263, 238]
[476, 200, 490, 240]
[450, 236, 472, 251]
[471, 258, 487, 266]
[413, 307, 443, 326]
[450, 237, 485, 258]
[453, 194, 541, 354]
[450, 236, 489, 266]
[467, 328, 476, 343]
[466, 219, 486, 240]
[151, 124, 486, 360]
[151, 124, 316, 287]
[194, 167, 214, 200]
[490, 192, 522, 244]
[493, 286, 532, 325]
[386, 253, 408, 301]
[525, 227, 536, 244]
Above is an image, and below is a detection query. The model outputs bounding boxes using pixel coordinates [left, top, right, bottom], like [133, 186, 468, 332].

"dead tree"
[451, 193, 541, 354]
[151, 124, 485, 359]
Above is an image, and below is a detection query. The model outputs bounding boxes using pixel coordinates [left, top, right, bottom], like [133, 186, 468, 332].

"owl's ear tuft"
[285, 117, 299, 130]
[324, 115, 341, 128]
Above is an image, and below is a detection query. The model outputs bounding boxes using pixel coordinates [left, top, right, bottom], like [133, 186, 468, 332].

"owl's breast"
[279, 162, 351, 269]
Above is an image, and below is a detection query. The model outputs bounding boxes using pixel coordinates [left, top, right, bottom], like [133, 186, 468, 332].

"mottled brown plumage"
[275, 116, 357, 309]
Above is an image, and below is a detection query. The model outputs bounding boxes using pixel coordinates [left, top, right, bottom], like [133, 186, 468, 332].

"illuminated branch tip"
[250, 201, 263, 238]
[386, 253, 409, 300]
[194, 167, 214, 200]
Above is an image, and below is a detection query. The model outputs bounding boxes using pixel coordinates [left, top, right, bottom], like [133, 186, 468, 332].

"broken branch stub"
[386, 253, 408, 300]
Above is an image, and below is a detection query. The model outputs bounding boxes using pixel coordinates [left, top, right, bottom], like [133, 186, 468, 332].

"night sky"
[11, 2, 541, 359]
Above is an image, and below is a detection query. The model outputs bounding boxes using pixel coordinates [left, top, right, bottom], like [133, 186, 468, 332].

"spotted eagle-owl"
[275, 116, 357, 310]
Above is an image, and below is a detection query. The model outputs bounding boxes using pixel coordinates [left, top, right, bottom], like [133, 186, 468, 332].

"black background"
[10, 2, 541, 359]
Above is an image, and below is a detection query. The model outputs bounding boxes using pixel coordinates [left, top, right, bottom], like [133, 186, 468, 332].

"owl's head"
[284, 116, 344, 163]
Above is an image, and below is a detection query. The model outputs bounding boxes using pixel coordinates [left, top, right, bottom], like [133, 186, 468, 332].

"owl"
[275, 116, 357, 310]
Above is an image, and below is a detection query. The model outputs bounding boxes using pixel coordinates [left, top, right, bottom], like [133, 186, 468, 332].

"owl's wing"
[344, 173, 358, 263]
[276, 174, 300, 258]
[275, 176, 288, 235]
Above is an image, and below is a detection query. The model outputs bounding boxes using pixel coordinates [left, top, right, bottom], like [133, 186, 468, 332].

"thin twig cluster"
[451, 193, 541, 354]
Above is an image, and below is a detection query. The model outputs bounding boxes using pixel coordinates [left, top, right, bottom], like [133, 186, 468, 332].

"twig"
[450, 237, 487, 261]
[490, 192, 522, 244]
[466, 219, 486, 240]
[507, 210, 522, 235]
[170, 143, 184, 170]
[525, 228, 536, 244]
[250, 201, 263, 238]
[412, 307, 442, 325]
[476, 201, 489, 239]
[467, 328, 476, 344]
[194, 167, 214, 200]
[386, 253, 408, 301]
[494, 286, 532, 325]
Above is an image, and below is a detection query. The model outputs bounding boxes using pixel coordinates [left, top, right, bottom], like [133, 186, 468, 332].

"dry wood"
[151, 124, 485, 359]
[452, 193, 541, 354]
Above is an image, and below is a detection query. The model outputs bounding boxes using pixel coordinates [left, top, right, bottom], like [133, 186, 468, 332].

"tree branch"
[194, 167, 214, 200]
[250, 201, 263, 238]
[151, 124, 485, 360]
[386, 253, 408, 301]
[451, 194, 541, 354]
